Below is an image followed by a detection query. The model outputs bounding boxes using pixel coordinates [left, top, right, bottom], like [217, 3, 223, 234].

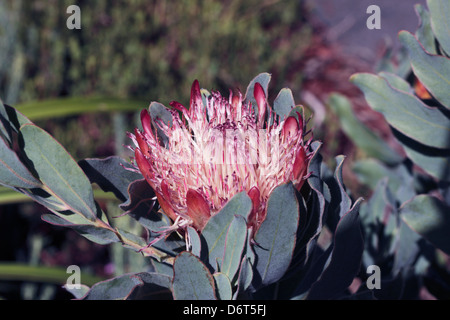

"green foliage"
[200, 191, 252, 272]
[172, 252, 216, 300]
[328, 93, 403, 166]
[14, 97, 146, 121]
[252, 182, 299, 288]
[1, 0, 311, 105]
[427, 0, 450, 55]
[350, 73, 450, 150]
[273, 88, 296, 120]
[20, 123, 98, 221]
[400, 195, 450, 256]
[330, 0, 450, 299]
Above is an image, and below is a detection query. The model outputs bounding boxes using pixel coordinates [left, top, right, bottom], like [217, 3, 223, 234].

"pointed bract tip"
[293, 147, 308, 182]
[169, 100, 188, 115]
[254, 82, 267, 123]
[140, 109, 154, 139]
[247, 186, 261, 230]
[282, 116, 299, 141]
[135, 148, 154, 188]
[186, 189, 211, 231]
[134, 128, 150, 156]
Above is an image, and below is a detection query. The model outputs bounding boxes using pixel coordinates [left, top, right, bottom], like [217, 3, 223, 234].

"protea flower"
[128, 79, 312, 237]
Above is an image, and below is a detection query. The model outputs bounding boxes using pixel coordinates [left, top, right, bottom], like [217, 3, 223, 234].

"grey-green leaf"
[0, 135, 41, 188]
[329, 93, 403, 165]
[172, 251, 216, 300]
[201, 191, 252, 270]
[307, 198, 364, 299]
[400, 194, 450, 255]
[187, 226, 202, 258]
[392, 128, 450, 182]
[119, 179, 169, 233]
[427, 0, 450, 56]
[81, 274, 142, 300]
[352, 159, 416, 203]
[399, 30, 450, 110]
[325, 155, 352, 232]
[20, 124, 98, 221]
[220, 215, 248, 284]
[378, 71, 414, 93]
[0, 101, 32, 142]
[392, 219, 421, 275]
[253, 182, 299, 288]
[235, 256, 253, 296]
[80, 272, 171, 300]
[64, 284, 90, 299]
[213, 272, 232, 300]
[415, 4, 437, 54]
[350, 72, 450, 149]
[42, 214, 120, 245]
[79, 156, 142, 202]
[273, 88, 295, 119]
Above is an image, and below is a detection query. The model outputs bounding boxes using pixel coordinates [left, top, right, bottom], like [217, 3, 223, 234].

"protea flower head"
[128, 78, 312, 237]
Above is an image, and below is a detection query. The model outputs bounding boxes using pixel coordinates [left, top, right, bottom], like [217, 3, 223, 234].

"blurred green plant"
[329, 0, 450, 299]
[13, 96, 146, 122]
[0, 0, 311, 105]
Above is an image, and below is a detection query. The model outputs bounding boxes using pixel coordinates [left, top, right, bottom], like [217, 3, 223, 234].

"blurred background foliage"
[1, 0, 312, 105]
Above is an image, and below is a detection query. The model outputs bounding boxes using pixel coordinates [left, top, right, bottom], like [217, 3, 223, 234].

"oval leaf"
[213, 272, 232, 300]
[273, 88, 295, 119]
[235, 256, 253, 297]
[414, 4, 437, 54]
[399, 31, 450, 110]
[0, 102, 33, 142]
[187, 226, 202, 258]
[79, 156, 142, 202]
[378, 71, 414, 93]
[42, 214, 120, 245]
[392, 219, 421, 275]
[220, 215, 248, 283]
[253, 182, 299, 288]
[20, 124, 98, 221]
[329, 93, 403, 165]
[400, 194, 450, 255]
[172, 251, 216, 300]
[350, 72, 450, 149]
[201, 191, 252, 270]
[428, 0, 450, 56]
[391, 127, 450, 182]
[0, 135, 41, 188]
[118, 179, 170, 233]
[80, 272, 171, 300]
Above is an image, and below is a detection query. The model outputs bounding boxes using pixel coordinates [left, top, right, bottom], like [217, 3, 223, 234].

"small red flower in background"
[129, 80, 312, 235]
